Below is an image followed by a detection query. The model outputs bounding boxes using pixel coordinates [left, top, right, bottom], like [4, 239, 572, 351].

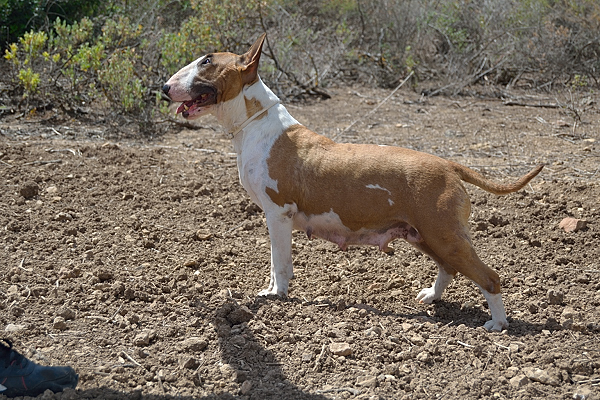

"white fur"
[366, 184, 395, 206]
[416, 267, 454, 304]
[476, 284, 509, 331]
[215, 79, 300, 296]
[365, 183, 392, 195]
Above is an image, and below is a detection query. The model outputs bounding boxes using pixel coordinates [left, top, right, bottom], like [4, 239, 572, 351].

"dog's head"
[162, 34, 266, 120]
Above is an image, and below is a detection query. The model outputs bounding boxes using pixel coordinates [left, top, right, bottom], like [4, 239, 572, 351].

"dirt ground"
[1, 85, 599, 400]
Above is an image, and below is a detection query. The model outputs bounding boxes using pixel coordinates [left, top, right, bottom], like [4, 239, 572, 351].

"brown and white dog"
[163, 34, 543, 331]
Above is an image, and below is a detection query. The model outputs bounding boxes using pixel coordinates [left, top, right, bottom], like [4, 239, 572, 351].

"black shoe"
[0, 339, 78, 398]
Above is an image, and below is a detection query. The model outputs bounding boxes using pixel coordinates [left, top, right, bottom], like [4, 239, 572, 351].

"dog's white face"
[163, 36, 265, 120]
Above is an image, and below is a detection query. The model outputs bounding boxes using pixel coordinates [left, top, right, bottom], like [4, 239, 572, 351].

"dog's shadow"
[276, 295, 549, 337]
[429, 300, 550, 336]
[66, 297, 549, 400]
[71, 298, 330, 400]
[209, 298, 331, 400]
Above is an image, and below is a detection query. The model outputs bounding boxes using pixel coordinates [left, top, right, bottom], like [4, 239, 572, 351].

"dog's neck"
[213, 77, 281, 137]
[213, 77, 299, 154]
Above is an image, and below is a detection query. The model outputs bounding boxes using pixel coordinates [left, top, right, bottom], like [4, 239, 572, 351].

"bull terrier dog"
[163, 34, 543, 331]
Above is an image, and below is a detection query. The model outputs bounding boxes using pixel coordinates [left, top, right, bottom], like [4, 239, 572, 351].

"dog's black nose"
[162, 84, 170, 95]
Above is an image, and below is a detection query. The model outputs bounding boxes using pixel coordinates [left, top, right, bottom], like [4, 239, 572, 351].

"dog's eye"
[200, 57, 212, 66]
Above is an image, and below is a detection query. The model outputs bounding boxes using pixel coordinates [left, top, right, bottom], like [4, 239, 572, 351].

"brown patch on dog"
[245, 97, 265, 119]
[264, 124, 539, 295]
[206, 53, 247, 104]
[265, 124, 445, 231]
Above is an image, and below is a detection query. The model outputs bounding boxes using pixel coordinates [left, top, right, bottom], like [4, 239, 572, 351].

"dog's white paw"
[416, 287, 440, 304]
[258, 288, 287, 297]
[483, 318, 508, 332]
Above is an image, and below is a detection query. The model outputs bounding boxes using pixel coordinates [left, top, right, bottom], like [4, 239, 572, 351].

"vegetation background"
[1, 0, 599, 133]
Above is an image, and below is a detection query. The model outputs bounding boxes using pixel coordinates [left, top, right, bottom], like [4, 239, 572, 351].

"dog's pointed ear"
[240, 33, 266, 85]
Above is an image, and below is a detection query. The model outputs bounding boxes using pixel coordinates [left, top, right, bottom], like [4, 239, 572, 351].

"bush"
[2, 0, 600, 133]
[0, 0, 102, 49]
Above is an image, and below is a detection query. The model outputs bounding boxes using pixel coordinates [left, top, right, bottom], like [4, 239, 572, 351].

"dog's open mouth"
[176, 90, 216, 118]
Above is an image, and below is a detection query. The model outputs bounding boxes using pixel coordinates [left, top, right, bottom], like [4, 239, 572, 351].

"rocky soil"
[1, 86, 599, 399]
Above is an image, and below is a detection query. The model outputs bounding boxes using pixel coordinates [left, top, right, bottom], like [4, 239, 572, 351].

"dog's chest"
[234, 131, 281, 209]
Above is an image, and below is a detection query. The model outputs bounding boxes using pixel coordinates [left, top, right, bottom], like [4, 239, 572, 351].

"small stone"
[365, 326, 381, 337]
[95, 269, 113, 282]
[384, 364, 399, 376]
[127, 314, 140, 324]
[53, 316, 67, 330]
[415, 351, 431, 363]
[194, 229, 213, 240]
[401, 322, 413, 332]
[561, 306, 577, 321]
[573, 387, 593, 400]
[180, 337, 208, 352]
[547, 289, 564, 305]
[356, 375, 378, 388]
[56, 307, 76, 320]
[528, 302, 539, 313]
[509, 374, 529, 388]
[4, 324, 26, 332]
[234, 369, 247, 383]
[301, 352, 313, 362]
[133, 331, 151, 346]
[55, 212, 73, 222]
[219, 363, 235, 378]
[330, 342, 352, 357]
[410, 334, 426, 346]
[19, 181, 39, 199]
[179, 356, 198, 369]
[39, 389, 56, 399]
[522, 366, 559, 386]
[240, 380, 252, 395]
[229, 335, 246, 347]
[559, 217, 587, 232]
[59, 267, 81, 279]
[183, 259, 197, 267]
[83, 250, 94, 261]
[226, 305, 254, 325]
[504, 366, 520, 379]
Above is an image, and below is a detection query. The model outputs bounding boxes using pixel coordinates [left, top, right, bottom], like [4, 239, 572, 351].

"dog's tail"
[454, 163, 544, 195]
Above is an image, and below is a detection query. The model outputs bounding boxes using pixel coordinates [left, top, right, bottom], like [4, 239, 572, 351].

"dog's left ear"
[240, 33, 266, 85]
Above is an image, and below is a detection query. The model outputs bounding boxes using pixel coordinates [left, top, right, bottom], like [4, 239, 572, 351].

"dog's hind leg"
[258, 204, 296, 297]
[411, 242, 457, 304]
[427, 235, 508, 331]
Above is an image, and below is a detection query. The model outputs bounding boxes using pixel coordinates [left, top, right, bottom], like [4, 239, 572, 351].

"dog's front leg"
[258, 204, 296, 297]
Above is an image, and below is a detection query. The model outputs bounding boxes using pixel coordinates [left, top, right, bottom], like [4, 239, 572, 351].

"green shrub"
[3, 0, 600, 134]
[0, 0, 102, 49]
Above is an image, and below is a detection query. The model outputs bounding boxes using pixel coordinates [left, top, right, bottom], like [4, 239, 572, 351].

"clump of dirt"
[1, 86, 599, 399]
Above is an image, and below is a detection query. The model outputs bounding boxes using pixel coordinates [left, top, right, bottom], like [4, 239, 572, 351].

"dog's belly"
[292, 210, 421, 251]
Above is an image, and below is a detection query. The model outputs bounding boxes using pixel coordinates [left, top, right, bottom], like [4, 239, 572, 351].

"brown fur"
[245, 96, 266, 119]
[266, 124, 542, 294]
